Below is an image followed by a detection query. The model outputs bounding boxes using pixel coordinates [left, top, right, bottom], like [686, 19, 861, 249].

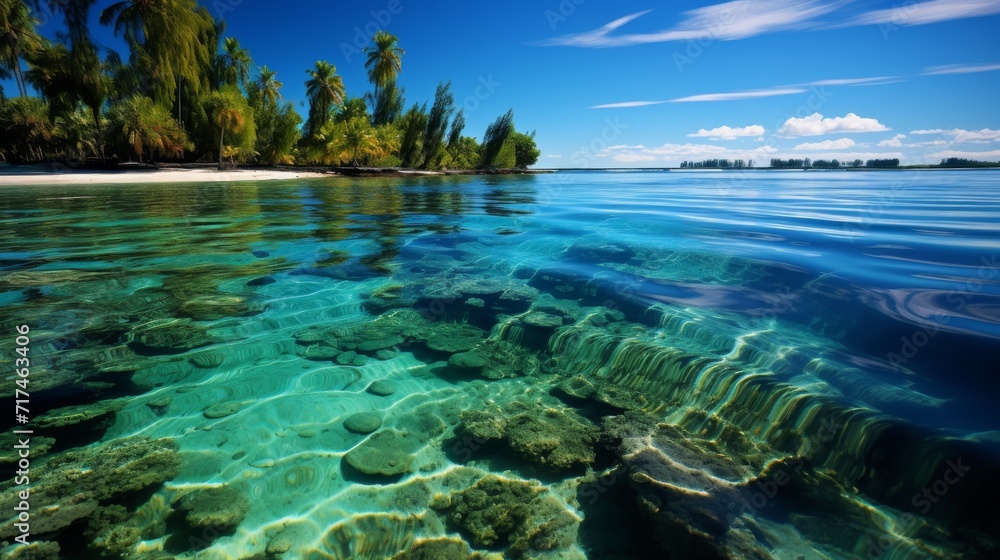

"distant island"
[0, 1, 539, 173]
[672, 157, 1000, 170]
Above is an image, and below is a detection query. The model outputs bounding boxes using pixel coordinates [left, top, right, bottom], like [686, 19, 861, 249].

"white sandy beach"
[0, 167, 329, 186]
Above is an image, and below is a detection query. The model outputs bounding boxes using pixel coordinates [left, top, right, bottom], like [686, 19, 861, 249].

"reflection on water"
[0, 171, 998, 559]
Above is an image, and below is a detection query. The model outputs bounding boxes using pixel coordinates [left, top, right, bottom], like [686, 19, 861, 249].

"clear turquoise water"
[1, 171, 998, 559]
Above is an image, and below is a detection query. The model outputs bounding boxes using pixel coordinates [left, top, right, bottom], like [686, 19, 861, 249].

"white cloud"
[598, 142, 779, 163]
[777, 112, 890, 137]
[671, 87, 806, 103]
[539, 1, 840, 47]
[794, 138, 857, 150]
[927, 149, 1000, 160]
[753, 137, 766, 142]
[878, 134, 907, 147]
[948, 128, 1000, 143]
[922, 63, 1000, 75]
[543, 154, 563, 158]
[850, 0, 1000, 27]
[688, 124, 766, 140]
[908, 128, 1000, 143]
[804, 76, 901, 87]
[590, 100, 667, 109]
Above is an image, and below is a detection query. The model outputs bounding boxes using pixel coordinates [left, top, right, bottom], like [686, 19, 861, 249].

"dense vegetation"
[0, 1, 539, 170]
[769, 158, 898, 169]
[679, 159, 753, 169]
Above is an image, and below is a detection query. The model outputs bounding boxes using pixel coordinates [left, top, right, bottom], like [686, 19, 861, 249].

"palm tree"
[256, 65, 282, 106]
[305, 60, 344, 135]
[217, 37, 252, 88]
[0, 0, 42, 97]
[363, 30, 403, 97]
[206, 86, 249, 167]
[100, 0, 215, 104]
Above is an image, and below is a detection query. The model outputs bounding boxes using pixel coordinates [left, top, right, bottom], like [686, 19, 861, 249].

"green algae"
[460, 402, 598, 470]
[432, 476, 578, 557]
[344, 429, 419, 476]
[344, 412, 384, 434]
[173, 485, 250, 532]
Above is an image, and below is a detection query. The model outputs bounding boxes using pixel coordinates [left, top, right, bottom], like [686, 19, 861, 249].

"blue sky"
[19, 0, 1000, 166]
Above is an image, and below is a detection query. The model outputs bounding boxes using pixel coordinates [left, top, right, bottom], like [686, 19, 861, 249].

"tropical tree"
[100, 0, 216, 104]
[217, 37, 252, 88]
[480, 109, 514, 168]
[0, 95, 52, 161]
[305, 60, 344, 136]
[255, 65, 281, 106]
[205, 85, 253, 166]
[446, 136, 480, 169]
[447, 109, 464, 150]
[396, 102, 427, 168]
[1, 0, 42, 97]
[337, 97, 369, 123]
[421, 81, 454, 169]
[107, 93, 189, 162]
[511, 130, 540, 168]
[367, 80, 403, 126]
[363, 30, 403, 97]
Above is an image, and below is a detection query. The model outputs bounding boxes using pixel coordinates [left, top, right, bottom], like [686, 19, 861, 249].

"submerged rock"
[425, 322, 486, 353]
[459, 402, 598, 470]
[344, 412, 383, 434]
[344, 429, 418, 476]
[0, 438, 180, 539]
[448, 351, 487, 371]
[126, 318, 214, 355]
[392, 537, 497, 560]
[203, 400, 250, 419]
[35, 399, 125, 430]
[173, 485, 250, 532]
[432, 476, 578, 557]
[366, 379, 397, 396]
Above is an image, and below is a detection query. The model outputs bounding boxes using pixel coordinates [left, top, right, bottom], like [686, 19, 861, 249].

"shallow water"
[1, 171, 998, 559]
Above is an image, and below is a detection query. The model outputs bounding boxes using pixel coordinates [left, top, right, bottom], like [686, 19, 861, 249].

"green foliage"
[480, 109, 514, 168]
[305, 60, 345, 137]
[447, 109, 464, 150]
[493, 137, 516, 169]
[363, 30, 403, 91]
[421, 81, 454, 169]
[107, 94, 190, 162]
[337, 97, 370, 123]
[445, 136, 480, 169]
[0, 96, 53, 162]
[0, 0, 42, 97]
[55, 106, 102, 160]
[511, 130, 540, 169]
[205, 86, 255, 164]
[253, 99, 301, 165]
[397, 102, 428, 168]
[216, 37, 252, 88]
[100, 0, 217, 105]
[368, 80, 404, 126]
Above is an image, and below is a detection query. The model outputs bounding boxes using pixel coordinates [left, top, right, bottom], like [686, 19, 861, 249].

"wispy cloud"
[878, 134, 907, 147]
[921, 63, 1000, 75]
[539, 1, 841, 48]
[793, 138, 857, 150]
[909, 128, 1000, 143]
[928, 149, 1000, 160]
[849, 0, 1000, 27]
[688, 124, 766, 139]
[802, 76, 901, 86]
[672, 87, 806, 103]
[590, 100, 668, 109]
[778, 113, 890, 137]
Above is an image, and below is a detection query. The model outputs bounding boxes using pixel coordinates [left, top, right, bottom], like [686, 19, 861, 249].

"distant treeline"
[938, 158, 1000, 168]
[679, 159, 753, 169]
[769, 158, 899, 168]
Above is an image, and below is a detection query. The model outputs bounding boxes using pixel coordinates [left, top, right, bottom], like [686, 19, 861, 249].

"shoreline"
[0, 165, 552, 186]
